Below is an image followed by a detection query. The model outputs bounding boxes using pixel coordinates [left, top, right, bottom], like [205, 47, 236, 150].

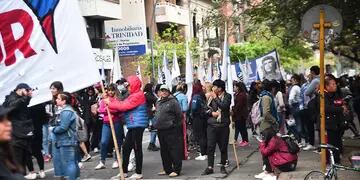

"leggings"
[122, 128, 145, 174]
[234, 119, 248, 142]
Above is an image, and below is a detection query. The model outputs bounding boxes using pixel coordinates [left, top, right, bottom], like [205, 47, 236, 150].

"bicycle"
[304, 144, 360, 180]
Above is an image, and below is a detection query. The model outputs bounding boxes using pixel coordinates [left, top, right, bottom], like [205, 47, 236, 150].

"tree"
[246, 0, 360, 63]
[139, 24, 200, 77]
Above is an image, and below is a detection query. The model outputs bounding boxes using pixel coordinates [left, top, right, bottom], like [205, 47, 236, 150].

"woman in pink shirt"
[94, 84, 124, 170]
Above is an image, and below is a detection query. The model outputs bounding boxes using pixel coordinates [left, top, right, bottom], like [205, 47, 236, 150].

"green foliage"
[139, 24, 200, 77]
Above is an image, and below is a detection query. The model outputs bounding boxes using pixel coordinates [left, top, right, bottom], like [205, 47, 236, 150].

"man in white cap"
[154, 84, 183, 177]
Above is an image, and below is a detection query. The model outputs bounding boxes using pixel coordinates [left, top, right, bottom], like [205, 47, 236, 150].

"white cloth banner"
[171, 50, 181, 83]
[112, 48, 123, 83]
[0, 0, 101, 105]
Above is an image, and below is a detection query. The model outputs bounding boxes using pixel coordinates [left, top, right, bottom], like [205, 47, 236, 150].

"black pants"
[158, 127, 183, 174]
[327, 130, 343, 164]
[207, 126, 229, 168]
[192, 117, 207, 155]
[263, 157, 297, 172]
[302, 109, 315, 145]
[234, 119, 248, 142]
[122, 127, 145, 174]
[27, 137, 44, 171]
[12, 137, 32, 174]
[91, 118, 103, 150]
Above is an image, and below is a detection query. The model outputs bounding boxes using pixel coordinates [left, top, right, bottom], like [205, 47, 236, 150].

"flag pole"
[100, 82, 124, 180]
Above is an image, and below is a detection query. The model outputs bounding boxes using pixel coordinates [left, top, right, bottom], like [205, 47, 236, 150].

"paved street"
[34, 128, 360, 180]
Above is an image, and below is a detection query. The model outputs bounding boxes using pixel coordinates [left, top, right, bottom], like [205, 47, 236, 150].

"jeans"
[42, 123, 50, 155]
[100, 121, 123, 163]
[149, 118, 157, 144]
[56, 146, 80, 180]
[290, 104, 302, 141]
[50, 131, 62, 177]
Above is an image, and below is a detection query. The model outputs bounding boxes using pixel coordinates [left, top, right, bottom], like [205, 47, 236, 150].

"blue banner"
[118, 45, 146, 57]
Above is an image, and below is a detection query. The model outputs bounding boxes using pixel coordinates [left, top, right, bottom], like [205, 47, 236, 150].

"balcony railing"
[155, 2, 189, 26]
[78, 0, 121, 20]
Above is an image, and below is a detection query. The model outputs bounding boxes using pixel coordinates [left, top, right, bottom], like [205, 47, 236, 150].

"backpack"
[281, 136, 300, 154]
[68, 109, 88, 142]
[250, 100, 261, 125]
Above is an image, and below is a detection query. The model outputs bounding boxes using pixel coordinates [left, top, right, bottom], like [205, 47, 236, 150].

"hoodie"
[108, 76, 149, 128]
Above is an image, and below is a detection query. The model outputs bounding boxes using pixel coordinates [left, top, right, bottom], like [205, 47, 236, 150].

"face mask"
[117, 85, 125, 91]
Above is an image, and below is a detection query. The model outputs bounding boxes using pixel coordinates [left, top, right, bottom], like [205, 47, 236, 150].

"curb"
[221, 148, 259, 179]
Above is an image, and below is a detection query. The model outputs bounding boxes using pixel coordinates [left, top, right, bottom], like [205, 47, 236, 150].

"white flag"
[198, 63, 206, 84]
[171, 50, 181, 83]
[136, 64, 142, 81]
[101, 60, 105, 81]
[222, 24, 234, 106]
[112, 48, 123, 83]
[157, 64, 162, 84]
[206, 61, 213, 83]
[0, 0, 101, 105]
[185, 41, 193, 101]
[162, 51, 172, 89]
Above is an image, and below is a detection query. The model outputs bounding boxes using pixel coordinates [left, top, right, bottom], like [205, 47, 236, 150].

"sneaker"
[129, 173, 143, 179]
[303, 144, 316, 151]
[262, 173, 277, 180]
[111, 173, 128, 179]
[220, 166, 227, 174]
[158, 170, 167, 176]
[24, 172, 37, 180]
[147, 143, 160, 151]
[39, 171, 46, 179]
[254, 171, 268, 179]
[81, 154, 92, 162]
[169, 172, 178, 177]
[239, 141, 249, 147]
[112, 161, 119, 169]
[201, 167, 214, 175]
[78, 162, 84, 169]
[95, 162, 106, 170]
[93, 147, 99, 153]
[195, 155, 208, 161]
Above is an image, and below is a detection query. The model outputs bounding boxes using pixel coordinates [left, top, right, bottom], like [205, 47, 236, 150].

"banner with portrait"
[255, 50, 283, 81]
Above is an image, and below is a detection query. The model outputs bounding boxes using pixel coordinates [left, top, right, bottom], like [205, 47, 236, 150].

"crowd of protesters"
[1, 65, 360, 180]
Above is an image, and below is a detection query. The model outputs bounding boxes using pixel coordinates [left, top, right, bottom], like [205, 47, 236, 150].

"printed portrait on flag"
[256, 50, 282, 81]
[0, 0, 101, 105]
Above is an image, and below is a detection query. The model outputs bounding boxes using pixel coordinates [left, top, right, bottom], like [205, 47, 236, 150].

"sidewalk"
[228, 134, 360, 180]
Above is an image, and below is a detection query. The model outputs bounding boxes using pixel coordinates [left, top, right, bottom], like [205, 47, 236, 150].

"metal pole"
[319, 9, 326, 173]
[149, 0, 159, 83]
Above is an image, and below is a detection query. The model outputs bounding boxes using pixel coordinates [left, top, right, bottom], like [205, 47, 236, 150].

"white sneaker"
[24, 172, 37, 180]
[129, 173, 143, 179]
[39, 171, 46, 179]
[262, 173, 277, 180]
[111, 173, 128, 179]
[93, 147, 99, 153]
[95, 162, 106, 170]
[81, 154, 92, 162]
[195, 155, 208, 161]
[128, 160, 136, 172]
[254, 171, 268, 179]
[78, 162, 84, 169]
[303, 144, 316, 151]
[112, 161, 119, 169]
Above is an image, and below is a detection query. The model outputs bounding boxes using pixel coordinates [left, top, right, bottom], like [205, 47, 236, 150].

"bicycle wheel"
[304, 170, 326, 180]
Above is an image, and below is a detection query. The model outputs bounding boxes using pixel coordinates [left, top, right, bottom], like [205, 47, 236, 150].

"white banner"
[255, 50, 282, 81]
[93, 48, 113, 69]
[105, 0, 147, 57]
[0, 0, 101, 105]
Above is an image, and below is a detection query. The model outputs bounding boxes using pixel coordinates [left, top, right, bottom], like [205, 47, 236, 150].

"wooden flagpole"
[100, 82, 124, 180]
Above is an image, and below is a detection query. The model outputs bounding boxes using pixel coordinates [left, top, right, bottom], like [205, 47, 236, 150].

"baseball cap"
[15, 83, 32, 91]
[160, 84, 170, 91]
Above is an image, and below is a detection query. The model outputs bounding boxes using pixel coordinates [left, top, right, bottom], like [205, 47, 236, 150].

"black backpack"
[281, 136, 300, 154]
